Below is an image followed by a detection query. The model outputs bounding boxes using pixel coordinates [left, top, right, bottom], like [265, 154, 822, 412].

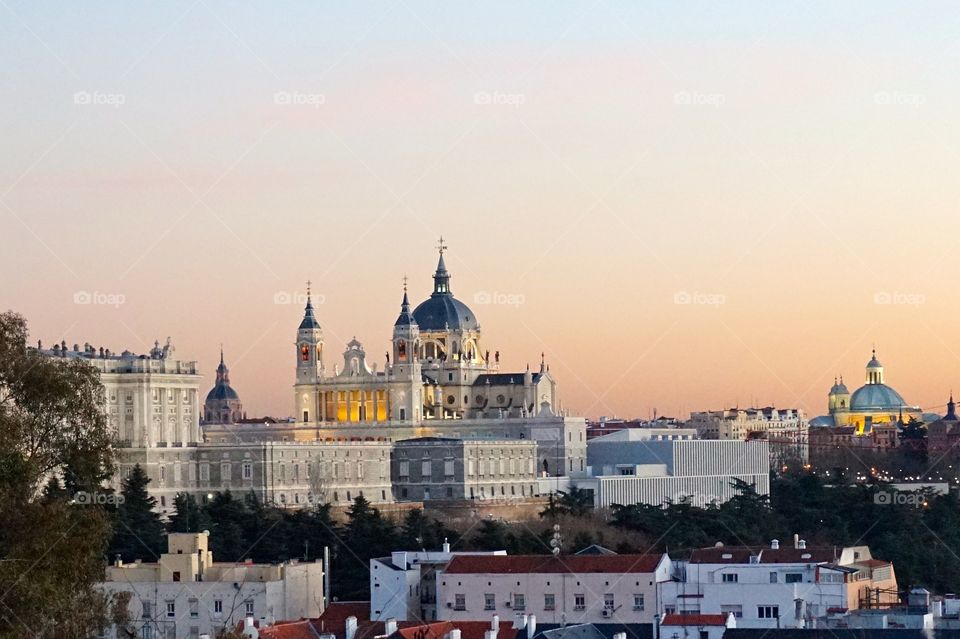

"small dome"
[866, 350, 883, 369]
[206, 384, 239, 401]
[830, 381, 849, 395]
[850, 383, 906, 411]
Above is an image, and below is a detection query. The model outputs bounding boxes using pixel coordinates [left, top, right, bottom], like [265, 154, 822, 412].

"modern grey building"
[391, 437, 539, 502]
[547, 428, 770, 508]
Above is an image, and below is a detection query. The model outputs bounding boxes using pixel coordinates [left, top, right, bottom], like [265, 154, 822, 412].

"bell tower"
[296, 281, 324, 384]
[390, 279, 421, 421]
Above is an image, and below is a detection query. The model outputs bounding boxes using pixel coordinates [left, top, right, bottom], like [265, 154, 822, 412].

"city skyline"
[5, 2, 960, 420]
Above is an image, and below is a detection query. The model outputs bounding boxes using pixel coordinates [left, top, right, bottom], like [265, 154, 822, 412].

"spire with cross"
[436, 236, 447, 255]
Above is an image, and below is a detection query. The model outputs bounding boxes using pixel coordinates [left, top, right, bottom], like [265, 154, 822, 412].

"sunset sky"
[4, 2, 960, 420]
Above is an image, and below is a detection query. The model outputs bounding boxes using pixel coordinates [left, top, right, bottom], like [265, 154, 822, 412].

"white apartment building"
[567, 429, 769, 508]
[660, 539, 898, 629]
[99, 532, 323, 639]
[370, 543, 507, 622]
[437, 554, 671, 625]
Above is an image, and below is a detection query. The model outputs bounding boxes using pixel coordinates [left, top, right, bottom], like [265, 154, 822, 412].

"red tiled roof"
[309, 602, 372, 638]
[856, 559, 891, 567]
[394, 622, 452, 639]
[261, 620, 321, 639]
[391, 621, 516, 639]
[661, 614, 729, 627]
[688, 546, 836, 564]
[447, 621, 517, 639]
[443, 554, 663, 574]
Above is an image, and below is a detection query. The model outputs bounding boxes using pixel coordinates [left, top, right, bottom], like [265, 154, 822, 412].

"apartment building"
[437, 554, 671, 625]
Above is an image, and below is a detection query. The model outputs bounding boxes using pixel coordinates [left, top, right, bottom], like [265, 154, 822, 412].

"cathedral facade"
[292, 249, 558, 426]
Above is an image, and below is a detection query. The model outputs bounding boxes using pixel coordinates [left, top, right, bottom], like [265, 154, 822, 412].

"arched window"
[397, 339, 407, 361]
[301, 344, 310, 362]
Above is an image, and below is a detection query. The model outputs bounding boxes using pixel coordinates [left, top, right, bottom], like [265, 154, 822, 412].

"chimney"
[516, 615, 528, 630]
[528, 615, 536, 638]
[346, 616, 358, 639]
[798, 539, 807, 550]
[793, 534, 799, 549]
[492, 615, 499, 631]
[244, 615, 259, 639]
[385, 619, 398, 636]
[485, 631, 497, 639]
[449, 630, 462, 639]
[392, 551, 408, 570]
[443, 538, 451, 553]
[614, 633, 627, 639]
[771, 539, 779, 550]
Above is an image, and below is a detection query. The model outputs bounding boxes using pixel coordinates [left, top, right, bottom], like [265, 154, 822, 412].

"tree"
[0, 311, 116, 638]
[539, 488, 594, 518]
[168, 492, 211, 533]
[336, 496, 396, 599]
[109, 463, 165, 562]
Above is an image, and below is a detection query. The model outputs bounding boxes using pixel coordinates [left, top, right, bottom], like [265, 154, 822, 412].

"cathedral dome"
[412, 295, 478, 332]
[412, 249, 479, 332]
[849, 383, 906, 411]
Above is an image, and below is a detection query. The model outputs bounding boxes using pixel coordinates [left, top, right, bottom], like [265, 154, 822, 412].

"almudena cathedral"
[34, 246, 587, 515]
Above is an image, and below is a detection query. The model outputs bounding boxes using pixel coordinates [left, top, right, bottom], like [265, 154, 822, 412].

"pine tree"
[168, 492, 211, 533]
[109, 463, 165, 562]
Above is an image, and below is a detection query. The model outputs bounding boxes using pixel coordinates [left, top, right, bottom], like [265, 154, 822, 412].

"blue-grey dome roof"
[206, 383, 239, 401]
[412, 295, 477, 331]
[866, 351, 882, 368]
[830, 381, 849, 395]
[850, 383, 906, 411]
[411, 252, 479, 332]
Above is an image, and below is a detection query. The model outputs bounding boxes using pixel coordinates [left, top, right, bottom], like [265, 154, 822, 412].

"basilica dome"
[412, 252, 479, 332]
[849, 383, 906, 411]
[413, 296, 478, 332]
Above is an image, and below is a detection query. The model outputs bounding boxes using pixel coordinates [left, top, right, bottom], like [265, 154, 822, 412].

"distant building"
[99, 532, 323, 639]
[660, 538, 898, 629]
[370, 543, 507, 622]
[688, 406, 809, 468]
[437, 553, 671, 625]
[586, 417, 684, 440]
[811, 351, 932, 433]
[391, 437, 539, 502]
[926, 395, 960, 457]
[564, 429, 769, 508]
[203, 348, 244, 424]
[32, 337, 201, 447]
